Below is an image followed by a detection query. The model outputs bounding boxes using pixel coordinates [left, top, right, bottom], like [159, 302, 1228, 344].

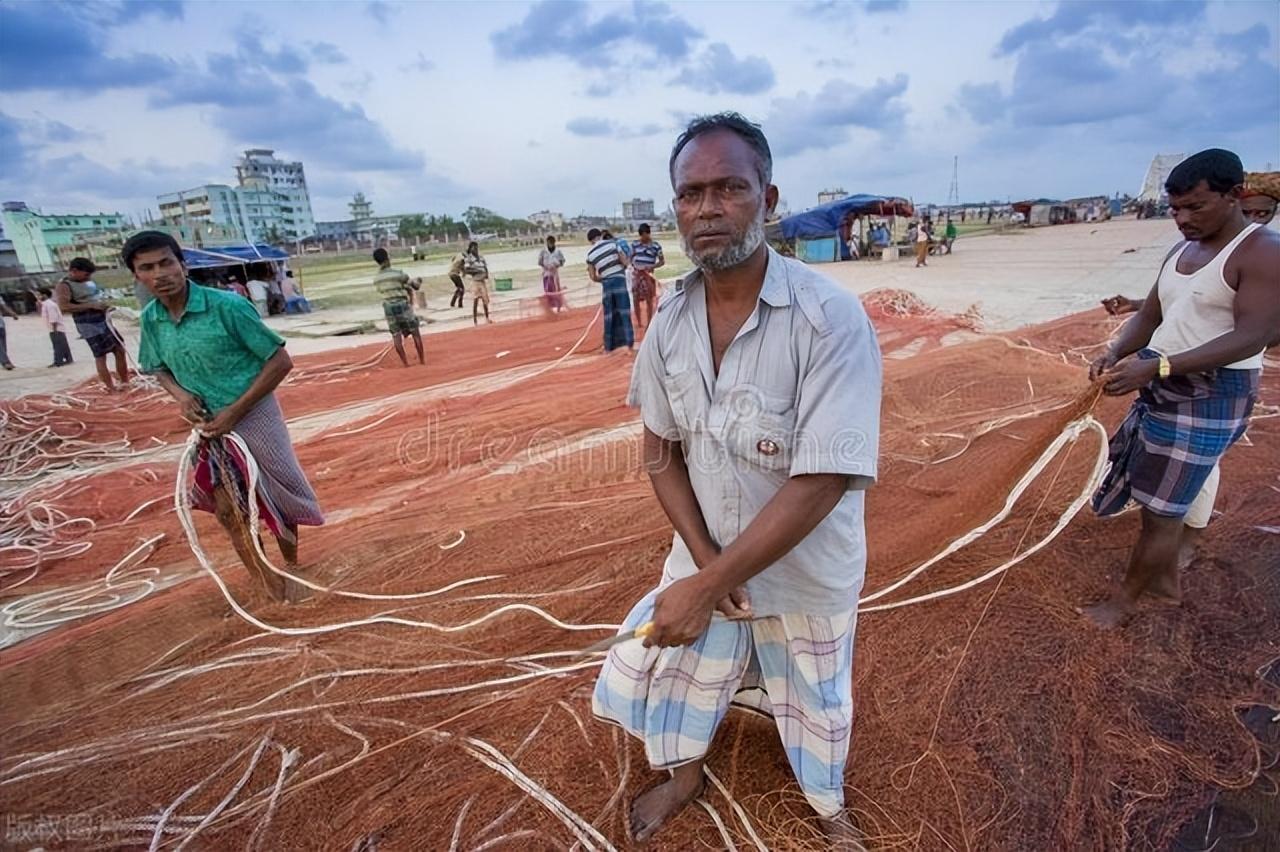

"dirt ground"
[0, 217, 1177, 401]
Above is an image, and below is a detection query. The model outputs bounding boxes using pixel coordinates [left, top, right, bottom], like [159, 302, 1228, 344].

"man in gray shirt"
[593, 113, 881, 846]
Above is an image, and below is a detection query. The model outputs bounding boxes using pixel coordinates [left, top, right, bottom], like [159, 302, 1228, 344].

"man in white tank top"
[1084, 148, 1279, 629]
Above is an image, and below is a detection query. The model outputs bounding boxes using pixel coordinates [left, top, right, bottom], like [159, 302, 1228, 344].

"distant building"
[0, 201, 127, 272]
[156, 149, 316, 243]
[818, 188, 848, 204]
[528, 210, 565, 230]
[315, 193, 404, 245]
[1138, 153, 1185, 202]
[621, 198, 655, 222]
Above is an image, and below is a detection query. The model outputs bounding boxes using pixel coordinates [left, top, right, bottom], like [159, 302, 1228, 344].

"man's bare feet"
[1080, 595, 1135, 629]
[283, 573, 311, 604]
[1148, 567, 1182, 604]
[630, 767, 704, 842]
[820, 812, 868, 851]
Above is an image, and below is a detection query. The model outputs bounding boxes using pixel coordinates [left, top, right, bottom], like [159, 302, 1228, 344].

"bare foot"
[820, 812, 868, 851]
[630, 771, 704, 842]
[1080, 596, 1135, 629]
[283, 574, 311, 604]
[1148, 570, 1182, 604]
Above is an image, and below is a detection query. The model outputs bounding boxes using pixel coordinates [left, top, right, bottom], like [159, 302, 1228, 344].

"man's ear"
[764, 184, 780, 217]
[1228, 183, 1244, 200]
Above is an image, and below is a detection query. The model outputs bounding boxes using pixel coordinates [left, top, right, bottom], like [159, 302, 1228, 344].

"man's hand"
[1088, 349, 1118, 382]
[645, 574, 717, 648]
[199, 406, 242, 438]
[175, 391, 205, 426]
[715, 586, 752, 620]
[1101, 295, 1140, 316]
[1102, 355, 1159, 396]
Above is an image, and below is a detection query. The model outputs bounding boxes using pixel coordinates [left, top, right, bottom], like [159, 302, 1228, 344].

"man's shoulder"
[775, 252, 871, 337]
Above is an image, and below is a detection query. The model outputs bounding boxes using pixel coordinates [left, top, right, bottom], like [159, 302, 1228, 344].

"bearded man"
[591, 112, 882, 847]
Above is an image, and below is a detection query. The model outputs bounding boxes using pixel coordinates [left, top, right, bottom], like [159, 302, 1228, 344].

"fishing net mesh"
[1, 293, 1276, 851]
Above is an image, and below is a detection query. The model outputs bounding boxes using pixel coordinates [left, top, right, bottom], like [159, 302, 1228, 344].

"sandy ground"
[0, 217, 1179, 400]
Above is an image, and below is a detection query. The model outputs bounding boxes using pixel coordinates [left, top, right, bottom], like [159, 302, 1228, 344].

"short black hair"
[601, 230, 614, 240]
[638, 223, 651, 235]
[669, 111, 772, 189]
[586, 228, 602, 241]
[1166, 148, 1244, 196]
[69, 257, 96, 274]
[121, 231, 183, 272]
[372, 247, 390, 265]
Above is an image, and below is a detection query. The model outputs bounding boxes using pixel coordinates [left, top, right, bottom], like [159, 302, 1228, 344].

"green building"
[0, 201, 127, 273]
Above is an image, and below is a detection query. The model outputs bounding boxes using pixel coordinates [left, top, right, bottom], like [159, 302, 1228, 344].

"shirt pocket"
[725, 391, 797, 472]
[662, 368, 706, 433]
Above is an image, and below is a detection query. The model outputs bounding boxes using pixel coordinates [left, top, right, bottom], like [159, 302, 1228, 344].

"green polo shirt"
[139, 282, 286, 413]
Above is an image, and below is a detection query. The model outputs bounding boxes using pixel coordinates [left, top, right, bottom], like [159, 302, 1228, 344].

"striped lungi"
[189, 394, 324, 544]
[1092, 350, 1259, 519]
[592, 586, 857, 816]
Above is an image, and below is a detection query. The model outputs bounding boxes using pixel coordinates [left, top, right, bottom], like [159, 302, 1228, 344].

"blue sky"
[1, 0, 1277, 223]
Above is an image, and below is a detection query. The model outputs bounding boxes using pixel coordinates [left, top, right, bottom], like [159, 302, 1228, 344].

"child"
[38, 288, 74, 367]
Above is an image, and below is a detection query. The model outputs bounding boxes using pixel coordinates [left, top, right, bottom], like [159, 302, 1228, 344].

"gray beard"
[682, 214, 766, 272]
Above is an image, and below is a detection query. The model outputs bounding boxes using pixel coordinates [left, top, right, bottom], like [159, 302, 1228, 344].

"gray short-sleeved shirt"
[628, 248, 881, 616]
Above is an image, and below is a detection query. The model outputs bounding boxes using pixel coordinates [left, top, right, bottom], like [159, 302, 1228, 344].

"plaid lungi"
[593, 586, 857, 816]
[600, 275, 633, 351]
[382, 299, 420, 335]
[189, 394, 324, 545]
[73, 311, 120, 357]
[1092, 350, 1259, 519]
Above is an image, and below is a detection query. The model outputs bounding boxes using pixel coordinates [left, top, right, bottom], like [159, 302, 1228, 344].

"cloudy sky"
[2, 0, 1277, 223]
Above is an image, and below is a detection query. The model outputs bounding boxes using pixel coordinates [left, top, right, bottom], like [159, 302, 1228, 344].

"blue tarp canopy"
[779, 195, 914, 240]
[182, 244, 289, 270]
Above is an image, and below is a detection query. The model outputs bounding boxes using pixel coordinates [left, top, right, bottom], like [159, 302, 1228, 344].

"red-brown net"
[0, 296, 1276, 851]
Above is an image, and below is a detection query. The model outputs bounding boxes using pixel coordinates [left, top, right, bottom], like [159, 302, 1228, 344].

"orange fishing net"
[1, 295, 1275, 851]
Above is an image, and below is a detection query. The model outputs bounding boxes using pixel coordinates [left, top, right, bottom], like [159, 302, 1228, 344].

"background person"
[38, 288, 73, 367]
[0, 298, 16, 370]
[54, 257, 130, 391]
[537, 235, 567, 313]
[372, 247, 425, 367]
[463, 241, 492, 325]
[585, 228, 633, 353]
[630, 222, 665, 330]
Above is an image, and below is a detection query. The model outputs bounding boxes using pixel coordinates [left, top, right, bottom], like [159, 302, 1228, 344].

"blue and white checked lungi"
[1092, 350, 1259, 519]
[593, 586, 857, 816]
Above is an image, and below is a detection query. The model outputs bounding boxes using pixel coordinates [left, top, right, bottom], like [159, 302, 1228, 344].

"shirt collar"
[685, 246, 792, 308]
[153, 281, 207, 324]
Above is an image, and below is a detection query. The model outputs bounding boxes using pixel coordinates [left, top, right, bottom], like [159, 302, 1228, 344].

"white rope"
[860, 416, 1109, 613]
[455, 735, 616, 852]
[174, 429, 619, 636]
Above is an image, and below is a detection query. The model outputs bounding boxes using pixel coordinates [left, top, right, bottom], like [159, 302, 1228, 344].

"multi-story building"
[315, 193, 403, 245]
[621, 198, 655, 222]
[0, 201, 128, 272]
[156, 149, 316, 244]
[527, 210, 565, 230]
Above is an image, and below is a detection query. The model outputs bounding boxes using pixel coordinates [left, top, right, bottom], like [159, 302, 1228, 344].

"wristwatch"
[1158, 355, 1171, 379]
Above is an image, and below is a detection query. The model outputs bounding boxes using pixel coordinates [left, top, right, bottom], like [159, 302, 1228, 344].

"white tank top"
[1147, 222, 1264, 370]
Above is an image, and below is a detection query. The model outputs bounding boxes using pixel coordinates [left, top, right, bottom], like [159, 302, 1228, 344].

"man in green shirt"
[944, 218, 958, 254]
[129, 230, 324, 603]
[372, 247, 425, 367]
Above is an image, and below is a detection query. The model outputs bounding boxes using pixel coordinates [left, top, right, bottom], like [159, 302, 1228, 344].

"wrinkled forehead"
[672, 130, 762, 190]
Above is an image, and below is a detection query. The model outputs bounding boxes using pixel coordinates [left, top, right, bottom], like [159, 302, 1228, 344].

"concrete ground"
[0, 216, 1179, 400]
